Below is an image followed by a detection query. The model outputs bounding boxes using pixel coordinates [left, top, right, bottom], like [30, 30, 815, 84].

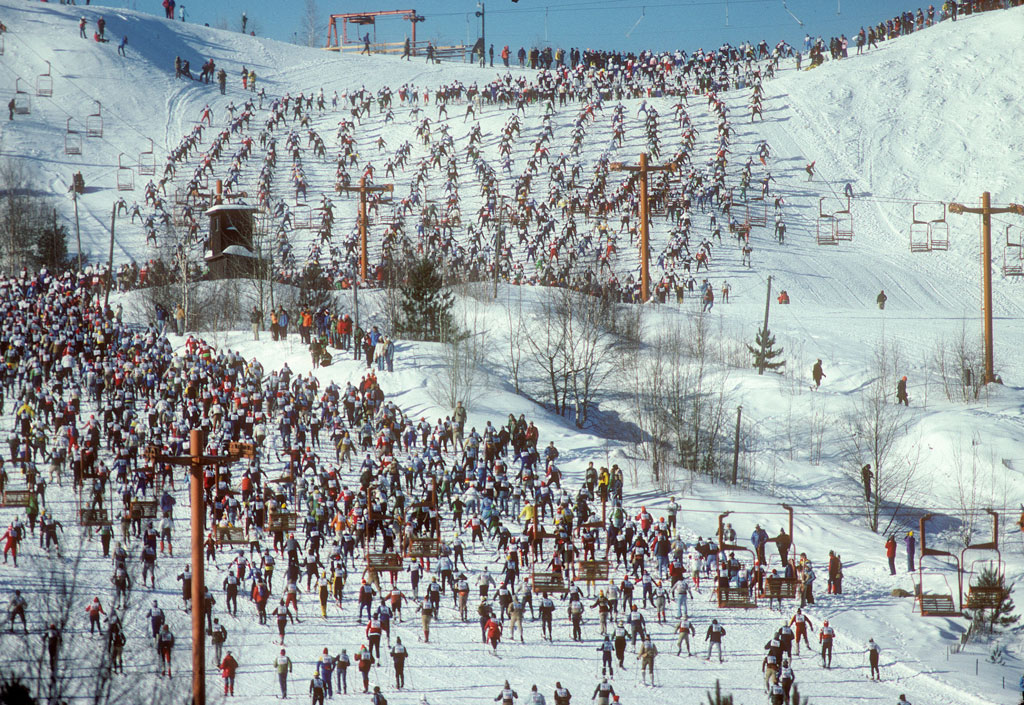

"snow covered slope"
[1, 3, 1024, 705]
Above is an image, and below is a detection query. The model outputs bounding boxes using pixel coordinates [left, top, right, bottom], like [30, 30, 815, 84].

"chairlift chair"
[65, 118, 82, 156]
[13, 78, 30, 115]
[928, 204, 949, 250]
[79, 507, 112, 527]
[1003, 225, 1023, 277]
[746, 199, 767, 228]
[833, 196, 853, 241]
[36, 60, 53, 97]
[816, 198, 838, 245]
[960, 509, 1004, 610]
[138, 138, 156, 176]
[917, 512, 962, 617]
[86, 101, 103, 138]
[117, 154, 134, 191]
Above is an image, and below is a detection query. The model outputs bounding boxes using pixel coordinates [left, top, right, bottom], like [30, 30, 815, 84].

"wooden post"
[948, 194, 1024, 384]
[731, 405, 742, 485]
[189, 429, 205, 705]
[609, 154, 674, 303]
[73, 191, 82, 272]
[337, 178, 393, 282]
[105, 203, 116, 308]
[758, 275, 772, 375]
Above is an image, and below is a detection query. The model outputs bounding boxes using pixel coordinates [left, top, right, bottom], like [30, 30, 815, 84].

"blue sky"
[99, 1, 917, 53]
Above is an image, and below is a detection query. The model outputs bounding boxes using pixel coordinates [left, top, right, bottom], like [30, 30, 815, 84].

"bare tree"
[301, 0, 323, 47]
[932, 325, 985, 403]
[430, 299, 489, 411]
[843, 342, 918, 533]
[558, 289, 616, 428]
[504, 286, 525, 394]
[523, 289, 570, 416]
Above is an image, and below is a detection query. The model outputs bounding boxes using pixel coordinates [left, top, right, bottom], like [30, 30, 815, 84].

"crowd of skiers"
[0, 264, 925, 703]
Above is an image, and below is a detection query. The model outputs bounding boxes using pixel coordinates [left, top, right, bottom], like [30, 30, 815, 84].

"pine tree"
[705, 680, 734, 705]
[747, 326, 786, 373]
[396, 257, 455, 342]
[968, 565, 1017, 633]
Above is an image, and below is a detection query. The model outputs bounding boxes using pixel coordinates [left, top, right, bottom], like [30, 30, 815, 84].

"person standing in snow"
[867, 638, 881, 681]
[705, 618, 725, 662]
[877, 290, 887, 309]
[896, 376, 909, 406]
[905, 532, 916, 572]
[812, 359, 825, 388]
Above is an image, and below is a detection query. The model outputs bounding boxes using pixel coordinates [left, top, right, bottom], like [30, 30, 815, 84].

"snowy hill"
[1, 3, 1024, 705]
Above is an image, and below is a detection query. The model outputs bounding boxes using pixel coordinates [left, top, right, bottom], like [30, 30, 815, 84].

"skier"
[390, 637, 408, 688]
[496, 680, 518, 705]
[812, 360, 825, 389]
[867, 638, 881, 681]
[597, 634, 615, 675]
[819, 620, 835, 668]
[310, 669, 327, 705]
[789, 609, 813, 655]
[896, 376, 909, 406]
[637, 637, 657, 685]
[157, 624, 175, 676]
[877, 290, 887, 310]
[861, 464, 873, 502]
[675, 616, 695, 656]
[8, 590, 27, 633]
[274, 648, 293, 698]
[805, 162, 815, 181]
[220, 650, 238, 696]
[591, 678, 614, 705]
[705, 618, 725, 662]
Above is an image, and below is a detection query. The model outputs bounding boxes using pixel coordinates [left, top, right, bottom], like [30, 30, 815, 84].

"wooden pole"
[190, 429, 206, 705]
[980, 191, 995, 384]
[758, 275, 772, 375]
[948, 194, 1024, 385]
[638, 153, 650, 302]
[731, 405, 742, 485]
[358, 177, 368, 281]
[105, 203, 116, 308]
[73, 191, 82, 272]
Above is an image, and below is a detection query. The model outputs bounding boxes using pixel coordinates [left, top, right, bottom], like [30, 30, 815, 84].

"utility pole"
[146, 433, 252, 705]
[731, 405, 742, 485]
[353, 279, 360, 360]
[609, 154, 675, 302]
[757, 275, 772, 375]
[475, 2, 485, 67]
[338, 177, 393, 282]
[72, 190, 82, 272]
[105, 203, 116, 308]
[948, 193, 1024, 384]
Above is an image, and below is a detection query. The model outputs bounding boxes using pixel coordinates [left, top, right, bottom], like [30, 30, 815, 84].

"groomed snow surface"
[1, 2, 1024, 704]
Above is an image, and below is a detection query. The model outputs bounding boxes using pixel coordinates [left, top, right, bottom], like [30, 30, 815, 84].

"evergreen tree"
[968, 565, 1017, 633]
[747, 326, 786, 372]
[705, 680, 734, 705]
[397, 257, 454, 342]
[34, 218, 71, 273]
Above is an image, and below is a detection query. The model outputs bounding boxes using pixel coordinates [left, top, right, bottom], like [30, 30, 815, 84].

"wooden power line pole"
[948, 193, 1024, 384]
[147, 432, 253, 705]
[337, 177, 393, 282]
[758, 275, 773, 375]
[609, 154, 674, 302]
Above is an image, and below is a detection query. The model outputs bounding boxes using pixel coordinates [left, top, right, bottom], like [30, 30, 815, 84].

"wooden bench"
[266, 512, 297, 533]
[965, 586, 1002, 610]
[577, 560, 609, 582]
[918, 593, 959, 616]
[717, 586, 756, 608]
[2, 490, 33, 507]
[79, 507, 111, 526]
[406, 536, 442, 558]
[131, 499, 158, 519]
[213, 526, 249, 545]
[764, 578, 798, 600]
[367, 552, 403, 573]
[532, 571, 568, 594]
